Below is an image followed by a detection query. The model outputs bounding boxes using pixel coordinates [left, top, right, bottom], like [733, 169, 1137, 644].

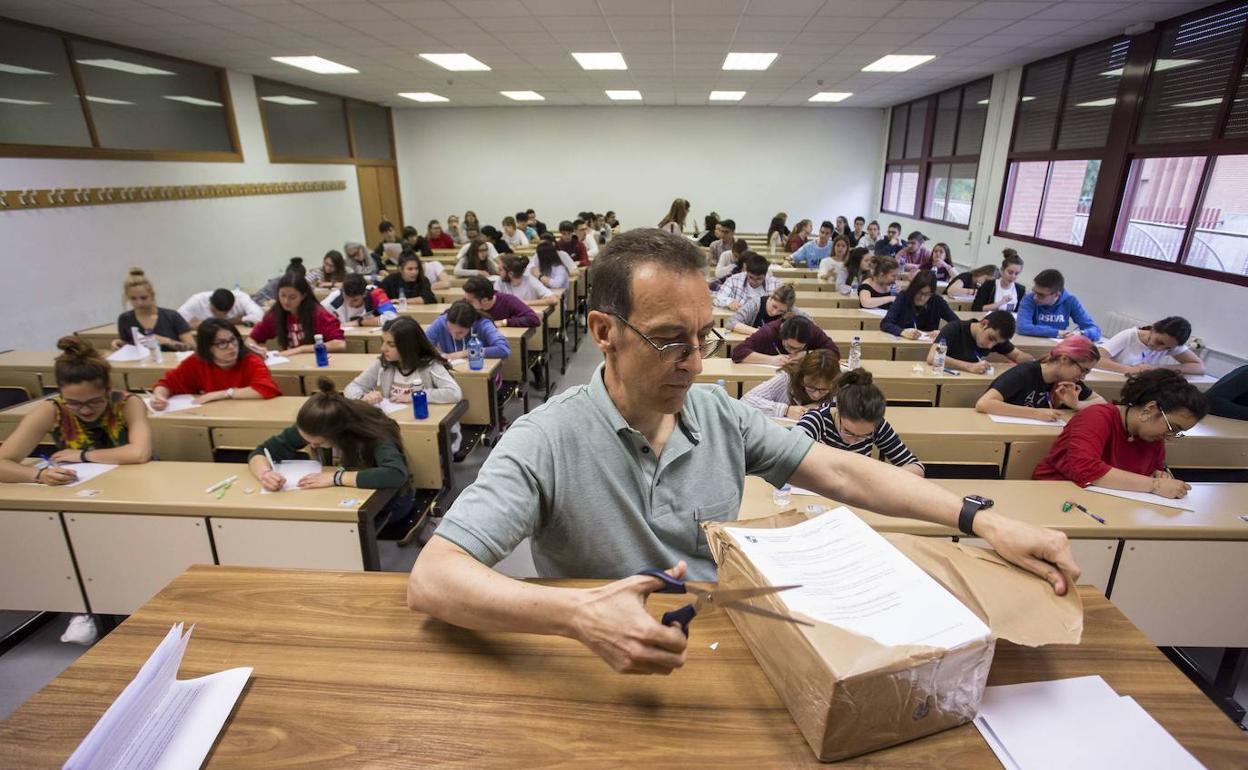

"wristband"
[80, 448, 90, 463]
[34, 467, 44, 483]
[333, 467, 346, 486]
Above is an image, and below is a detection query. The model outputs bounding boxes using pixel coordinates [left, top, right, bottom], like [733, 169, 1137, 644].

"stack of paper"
[988, 414, 1066, 427]
[106, 345, 149, 363]
[64, 623, 251, 770]
[260, 459, 323, 493]
[144, 394, 200, 414]
[975, 676, 1203, 769]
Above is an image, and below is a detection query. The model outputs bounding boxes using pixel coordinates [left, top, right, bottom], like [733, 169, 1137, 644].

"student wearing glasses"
[1016, 269, 1101, 341]
[731, 315, 840, 366]
[975, 336, 1107, 423]
[880, 270, 958, 339]
[1096, 317, 1206, 375]
[1033, 370, 1206, 499]
[741, 349, 840, 419]
[149, 320, 282, 409]
[408, 230, 1079, 678]
[796, 369, 924, 477]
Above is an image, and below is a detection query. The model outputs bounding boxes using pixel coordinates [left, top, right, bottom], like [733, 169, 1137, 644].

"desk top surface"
[0, 566, 1242, 769]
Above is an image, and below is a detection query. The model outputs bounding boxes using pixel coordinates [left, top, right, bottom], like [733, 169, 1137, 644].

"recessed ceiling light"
[1076, 98, 1117, 108]
[0, 97, 49, 105]
[1101, 58, 1200, 77]
[420, 53, 490, 71]
[86, 96, 135, 105]
[572, 52, 627, 70]
[862, 54, 935, 73]
[0, 63, 53, 75]
[261, 95, 319, 106]
[500, 90, 544, 101]
[808, 91, 852, 103]
[398, 92, 450, 103]
[1174, 97, 1223, 108]
[709, 90, 746, 101]
[272, 56, 358, 74]
[605, 90, 642, 101]
[723, 52, 778, 71]
[163, 95, 222, 107]
[77, 58, 175, 76]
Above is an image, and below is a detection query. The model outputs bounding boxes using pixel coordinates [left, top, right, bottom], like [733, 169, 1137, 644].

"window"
[0, 18, 239, 160]
[256, 78, 395, 165]
[880, 78, 991, 226]
[349, 101, 393, 160]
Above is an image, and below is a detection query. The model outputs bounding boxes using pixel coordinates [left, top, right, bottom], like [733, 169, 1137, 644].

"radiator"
[1101, 311, 1146, 339]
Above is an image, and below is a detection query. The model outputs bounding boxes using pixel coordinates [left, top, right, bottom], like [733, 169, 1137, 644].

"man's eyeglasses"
[611, 313, 723, 363]
[1159, 406, 1186, 438]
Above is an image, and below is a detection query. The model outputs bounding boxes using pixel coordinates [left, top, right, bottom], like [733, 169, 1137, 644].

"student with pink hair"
[975, 336, 1107, 423]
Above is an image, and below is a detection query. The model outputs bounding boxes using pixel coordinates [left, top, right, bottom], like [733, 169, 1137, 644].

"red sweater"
[428, 233, 454, 249]
[155, 353, 282, 398]
[1032, 403, 1166, 486]
[249, 305, 344, 349]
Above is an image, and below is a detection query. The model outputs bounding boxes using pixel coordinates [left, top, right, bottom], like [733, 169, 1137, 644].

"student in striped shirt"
[796, 369, 925, 476]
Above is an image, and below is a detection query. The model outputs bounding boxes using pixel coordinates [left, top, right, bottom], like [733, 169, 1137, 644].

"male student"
[858, 220, 881, 251]
[874, 222, 903, 257]
[849, 216, 867, 246]
[178, 288, 264, 328]
[321, 273, 398, 326]
[406, 228, 1080, 676]
[1016, 269, 1102, 341]
[708, 218, 736, 264]
[713, 252, 778, 310]
[372, 220, 401, 266]
[897, 231, 930, 276]
[788, 220, 834, 267]
[575, 218, 600, 258]
[401, 225, 434, 257]
[516, 211, 538, 241]
[930, 310, 1034, 374]
[527, 208, 548, 235]
[462, 276, 541, 328]
[555, 220, 589, 267]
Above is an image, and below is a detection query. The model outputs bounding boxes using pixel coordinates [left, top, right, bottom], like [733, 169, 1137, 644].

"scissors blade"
[721, 601, 814, 627]
[708, 584, 802, 604]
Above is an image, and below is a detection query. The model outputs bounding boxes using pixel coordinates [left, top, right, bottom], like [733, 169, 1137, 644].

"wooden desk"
[793, 291, 974, 311]
[1, 566, 1243, 769]
[0, 465, 391, 616]
[73, 323, 383, 356]
[712, 307, 978, 331]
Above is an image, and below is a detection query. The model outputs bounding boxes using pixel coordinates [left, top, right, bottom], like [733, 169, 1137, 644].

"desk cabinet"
[0, 510, 86, 613]
[211, 517, 364, 571]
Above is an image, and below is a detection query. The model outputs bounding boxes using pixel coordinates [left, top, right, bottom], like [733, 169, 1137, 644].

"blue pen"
[38, 453, 56, 468]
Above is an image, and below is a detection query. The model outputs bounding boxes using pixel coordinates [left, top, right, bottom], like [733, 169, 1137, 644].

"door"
[357, 164, 403, 238]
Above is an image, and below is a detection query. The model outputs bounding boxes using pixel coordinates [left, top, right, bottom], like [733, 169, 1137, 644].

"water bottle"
[233, 281, 241, 292]
[314, 334, 329, 367]
[715, 378, 726, 391]
[773, 483, 792, 507]
[467, 333, 484, 371]
[398, 287, 407, 309]
[890, 282, 899, 296]
[931, 339, 948, 375]
[135, 326, 161, 363]
[411, 376, 429, 419]
[847, 336, 861, 370]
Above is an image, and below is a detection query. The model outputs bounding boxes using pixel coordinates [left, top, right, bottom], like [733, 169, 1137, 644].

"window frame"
[254, 77, 397, 167]
[0, 15, 242, 163]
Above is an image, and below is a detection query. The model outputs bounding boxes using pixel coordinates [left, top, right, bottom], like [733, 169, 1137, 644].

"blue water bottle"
[467, 333, 484, 371]
[411, 376, 429, 420]
[313, 334, 329, 367]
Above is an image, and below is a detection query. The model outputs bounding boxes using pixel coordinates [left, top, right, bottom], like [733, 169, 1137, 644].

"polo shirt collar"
[588, 363, 702, 442]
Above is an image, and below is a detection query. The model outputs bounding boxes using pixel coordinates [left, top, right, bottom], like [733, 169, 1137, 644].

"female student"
[731, 315, 839, 366]
[1207, 364, 1248, 419]
[727, 284, 807, 335]
[446, 214, 467, 245]
[381, 253, 437, 305]
[150, 319, 282, 408]
[931, 310, 1033, 374]
[881, 270, 959, 339]
[343, 243, 378, 280]
[796, 369, 925, 476]
[112, 268, 194, 351]
[841, 247, 873, 293]
[497, 255, 558, 307]
[922, 242, 955, 282]
[311, 250, 348, 289]
[696, 212, 720, 246]
[1033, 370, 1207, 498]
[973, 249, 1025, 313]
[658, 198, 690, 235]
[345, 317, 462, 406]
[947, 265, 998, 298]
[816, 235, 852, 290]
[426, 220, 455, 249]
[248, 272, 346, 356]
[767, 213, 789, 250]
[785, 219, 811, 253]
[531, 242, 571, 289]
[463, 210, 481, 234]
[834, 215, 852, 240]
[858, 256, 899, 309]
[252, 257, 309, 307]
[425, 301, 511, 361]
[975, 336, 1107, 422]
[454, 237, 499, 277]
[742, 349, 840, 419]
[1097, 317, 1206, 375]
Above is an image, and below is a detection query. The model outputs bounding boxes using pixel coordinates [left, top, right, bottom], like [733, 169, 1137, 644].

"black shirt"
[116, 308, 190, 350]
[491, 236, 514, 255]
[874, 238, 902, 257]
[947, 271, 974, 295]
[988, 361, 1092, 409]
[937, 319, 1015, 363]
[860, 283, 894, 299]
[380, 272, 435, 304]
[1207, 364, 1248, 420]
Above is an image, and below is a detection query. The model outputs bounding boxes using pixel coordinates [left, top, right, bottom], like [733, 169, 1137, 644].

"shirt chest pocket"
[650, 497, 739, 561]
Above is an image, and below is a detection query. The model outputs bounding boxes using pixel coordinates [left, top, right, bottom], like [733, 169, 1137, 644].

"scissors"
[637, 569, 813, 636]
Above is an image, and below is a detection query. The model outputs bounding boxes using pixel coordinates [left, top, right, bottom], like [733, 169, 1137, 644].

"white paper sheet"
[1084, 485, 1197, 511]
[260, 459, 323, 493]
[64, 623, 252, 770]
[107, 345, 150, 362]
[859, 307, 887, 317]
[988, 414, 1066, 428]
[262, 352, 290, 367]
[723, 509, 990, 649]
[25, 462, 117, 488]
[376, 398, 407, 414]
[974, 676, 1204, 770]
[174, 350, 193, 362]
[144, 394, 200, 414]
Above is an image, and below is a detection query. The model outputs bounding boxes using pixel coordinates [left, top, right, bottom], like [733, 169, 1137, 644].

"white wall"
[0, 71, 366, 351]
[880, 69, 1248, 361]
[393, 106, 884, 235]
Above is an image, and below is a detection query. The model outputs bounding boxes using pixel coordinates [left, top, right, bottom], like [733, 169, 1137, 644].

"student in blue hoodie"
[425, 301, 511, 362]
[1016, 269, 1101, 341]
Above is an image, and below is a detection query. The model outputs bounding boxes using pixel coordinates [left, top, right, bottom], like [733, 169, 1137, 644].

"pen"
[38, 453, 56, 468]
[205, 474, 238, 494]
[263, 448, 276, 471]
[1063, 500, 1105, 524]
[942, 368, 961, 376]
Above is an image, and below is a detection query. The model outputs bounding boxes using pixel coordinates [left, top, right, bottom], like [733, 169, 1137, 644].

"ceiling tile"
[888, 2, 976, 19]
[598, 0, 671, 14]
[817, 1, 902, 17]
[744, 0, 824, 16]
[521, 0, 602, 16]
[1028, 2, 1135, 22]
[998, 19, 1084, 36]
[451, 0, 531, 17]
[375, 1, 463, 20]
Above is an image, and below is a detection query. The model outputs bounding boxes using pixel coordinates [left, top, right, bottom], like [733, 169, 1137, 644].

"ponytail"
[55, 336, 111, 389]
[296, 378, 406, 469]
[835, 368, 886, 424]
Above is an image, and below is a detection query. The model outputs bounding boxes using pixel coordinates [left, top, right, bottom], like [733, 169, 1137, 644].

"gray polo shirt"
[437, 364, 814, 581]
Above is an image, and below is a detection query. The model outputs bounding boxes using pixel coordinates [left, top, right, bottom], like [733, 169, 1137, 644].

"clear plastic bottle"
[931, 339, 948, 375]
[134, 327, 161, 363]
[773, 483, 792, 507]
[398, 287, 407, 310]
[314, 334, 329, 367]
[715, 378, 726, 391]
[847, 336, 861, 370]
[411, 376, 429, 419]
[467, 333, 484, 371]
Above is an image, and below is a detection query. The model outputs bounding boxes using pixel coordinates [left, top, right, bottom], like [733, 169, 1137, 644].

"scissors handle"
[635, 569, 687, 594]
[661, 604, 697, 637]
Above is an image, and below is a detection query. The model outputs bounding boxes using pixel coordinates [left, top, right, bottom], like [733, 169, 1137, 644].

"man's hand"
[974, 511, 1080, 595]
[569, 562, 690, 674]
[769, 354, 792, 366]
[967, 360, 991, 374]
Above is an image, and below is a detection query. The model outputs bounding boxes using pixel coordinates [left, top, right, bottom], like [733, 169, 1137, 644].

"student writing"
[880, 270, 958, 339]
[462, 276, 542, 328]
[380, 253, 437, 305]
[112, 268, 193, 351]
[1016, 269, 1101, 341]
[972, 249, 1025, 312]
[252, 257, 308, 308]
[858, 256, 899, 309]
[345, 318, 462, 406]
[931, 311, 1033, 374]
[947, 264, 998, 299]
[248, 272, 346, 356]
[323, 273, 399, 327]
[713, 252, 779, 310]
[178, 288, 264, 329]
[975, 336, 1108, 422]
[741, 349, 840, 419]
[726, 284, 807, 335]
[496, 255, 558, 306]
[1096, 317, 1205, 375]
[150, 320, 281, 409]
[731, 315, 840, 366]
[426, 301, 511, 361]
[713, 238, 750, 281]
[796, 369, 924, 476]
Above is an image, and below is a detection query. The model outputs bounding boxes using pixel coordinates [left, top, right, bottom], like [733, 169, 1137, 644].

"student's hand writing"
[258, 470, 285, 492]
[1058, 329, 1081, 339]
[149, 394, 168, 411]
[974, 512, 1081, 596]
[967, 360, 991, 374]
[899, 329, 922, 340]
[39, 466, 79, 486]
[770, 354, 792, 367]
[110, 339, 124, 351]
[1153, 476, 1191, 498]
[1033, 408, 1065, 423]
[193, 391, 224, 405]
[728, 301, 742, 312]
[50, 449, 84, 464]
[570, 561, 690, 675]
[361, 391, 383, 405]
[297, 472, 334, 489]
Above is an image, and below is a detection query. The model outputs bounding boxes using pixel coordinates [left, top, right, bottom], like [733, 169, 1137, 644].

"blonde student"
[1097, 316, 1206, 375]
[658, 198, 690, 235]
[112, 268, 194, 351]
[742, 349, 840, 419]
[726, 284, 808, 335]
[345, 318, 462, 406]
[796, 369, 924, 476]
[975, 336, 1107, 422]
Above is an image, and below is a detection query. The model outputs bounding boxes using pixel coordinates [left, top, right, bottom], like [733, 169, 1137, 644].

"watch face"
[965, 495, 993, 508]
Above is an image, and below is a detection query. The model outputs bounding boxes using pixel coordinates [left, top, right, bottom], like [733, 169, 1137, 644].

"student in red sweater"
[555, 220, 589, 267]
[151, 319, 282, 409]
[1032, 369, 1207, 498]
[731, 315, 840, 366]
[426, 219, 455, 249]
[247, 272, 345, 356]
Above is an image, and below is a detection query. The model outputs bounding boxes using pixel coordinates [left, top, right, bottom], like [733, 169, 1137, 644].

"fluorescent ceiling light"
[262, 95, 318, 106]
[862, 54, 934, 72]
[77, 58, 175, 76]
[808, 91, 851, 102]
[0, 97, 49, 105]
[605, 89, 642, 100]
[572, 52, 626, 70]
[272, 56, 357, 74]
[163, 95, 222, 107]
[723, 52, 777, 71]
[419, 53, 490, 71]
[1101, 58, 1201, 77]
[984, 96, 1033, 105]
[709, 90, 746, 101]
[86, 95, 134, 105]
[1076, 98, 1117, 108]
[500, 90, 544, 101]
[398, 92, 449, 103]
[0, 63, 53, 75]
[1174, 97, 1223, 108]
